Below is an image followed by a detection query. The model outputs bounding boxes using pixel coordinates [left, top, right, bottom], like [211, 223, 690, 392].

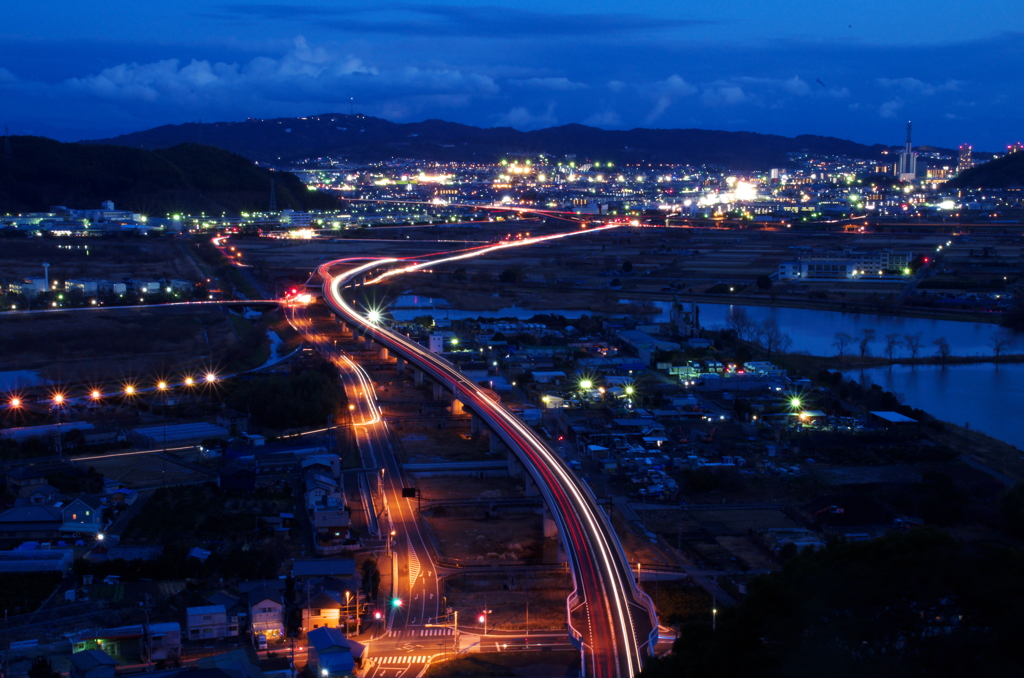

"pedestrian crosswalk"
[376, 656, 430, 665]
[389, 628, 453, 637]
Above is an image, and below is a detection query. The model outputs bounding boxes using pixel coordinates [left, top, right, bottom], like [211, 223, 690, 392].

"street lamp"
[9, 398, 21, 408]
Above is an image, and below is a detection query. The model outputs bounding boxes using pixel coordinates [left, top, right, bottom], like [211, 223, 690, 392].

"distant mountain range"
[0, 137, 339, 215]
[89, 114, 896, 170]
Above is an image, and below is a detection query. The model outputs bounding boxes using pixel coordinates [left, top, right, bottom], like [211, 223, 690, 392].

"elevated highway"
[319, 256, 658, 678]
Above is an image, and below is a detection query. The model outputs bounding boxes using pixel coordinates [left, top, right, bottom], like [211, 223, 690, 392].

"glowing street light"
[205, 373, 217, 383]
[624, 385, 634, 396]
[157, 381, 168, 391]
[184, 377, 195, 386]
[91, 390, 101, 400]
[53, 394, 65, 405]
[579, 379, 593, 390]
[9, 398, 21, 408]
[124, 385, 135, 395]
[366, 309, 382, 324]
[789, 397, 802, 409]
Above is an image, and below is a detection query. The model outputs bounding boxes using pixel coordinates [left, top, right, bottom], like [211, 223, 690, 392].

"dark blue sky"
[2, 1, 1022, 151]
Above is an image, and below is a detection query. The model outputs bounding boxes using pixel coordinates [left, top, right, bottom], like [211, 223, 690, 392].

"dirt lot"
[399, 429, 497, 464]
[79, 452, 211, 488]
[424, 650, 579, 677]
[443, 570, 571, 633]
[423, 505, 543, 563]
[416, 476, 527, 501]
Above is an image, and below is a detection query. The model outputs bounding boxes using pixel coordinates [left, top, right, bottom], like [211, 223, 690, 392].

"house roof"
[65, 495, 104, 510]
[6, 467, 48, 481]
[307, 626, 348, 651]
[70, 649, 117, 670]
[219, 462, 256, 478]
[0, 504, 62, 524]
[187, 604, 225, 616]
[247, 585, 284, 606]
[301, 589, 342, 610]
[292, 558, 355, 578]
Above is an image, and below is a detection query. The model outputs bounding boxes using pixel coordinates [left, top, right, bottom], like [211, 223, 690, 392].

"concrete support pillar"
[542, 507, 558, 538]
[433, 382, 445, 401]
[396, 357, 405, 374]
[452, 399, 466, 415]
[491, 435, 507, 456]
[470, 413, 483, 435]
[414, 369, 424, 386]
[380, 347, 389, 360]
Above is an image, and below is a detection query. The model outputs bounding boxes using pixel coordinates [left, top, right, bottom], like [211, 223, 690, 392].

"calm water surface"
[391, 295, 1023, 447]
[843, 364, 1024, 451]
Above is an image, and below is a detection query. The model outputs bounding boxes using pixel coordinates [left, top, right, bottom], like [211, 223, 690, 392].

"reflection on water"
[843, 364, 1024, 451]
[392, 296, 1018, 358]
[390, 295, 1022, 447]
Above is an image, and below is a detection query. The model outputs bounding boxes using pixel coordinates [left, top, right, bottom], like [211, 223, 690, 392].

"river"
[391, 295, 1023, 448]
[392, 296, 1017, 358]
[843, 363, 1024, 451]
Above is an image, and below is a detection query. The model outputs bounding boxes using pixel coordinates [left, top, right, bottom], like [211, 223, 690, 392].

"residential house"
[5, 468, 48, 495]
[292, 558, 356, 582]
[307, 627, 365, 678]
[147, 622, 182, 662]
[69, 649, 117, 678]
[61, 496, 105, 537]
[218, 463, 257, 493]
[300, 589, 344, 631]
[0, 504, 63, 541]
[20, 483, 59, 505]
[186, 605, 240, 641]
[216, 409, 250, 435]
[312, 506, 351, 555]
[247, 586, 285, 639]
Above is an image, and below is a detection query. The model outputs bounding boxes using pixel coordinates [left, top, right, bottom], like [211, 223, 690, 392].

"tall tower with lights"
[957, 144, 973, 174]
[898, 122, 917, 181]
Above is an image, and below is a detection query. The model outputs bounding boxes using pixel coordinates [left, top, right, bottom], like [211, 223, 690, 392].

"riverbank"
[400, 279, 1007, 325]
[781, 353, 1024, 372]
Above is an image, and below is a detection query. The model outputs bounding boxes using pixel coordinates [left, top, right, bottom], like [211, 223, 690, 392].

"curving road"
[318, 247, 658, 678]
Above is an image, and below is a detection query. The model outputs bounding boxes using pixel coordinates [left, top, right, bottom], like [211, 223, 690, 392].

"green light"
[392, 598, 403, 608]
[790, 397, 801, 409]
[580, 379, 593, 390]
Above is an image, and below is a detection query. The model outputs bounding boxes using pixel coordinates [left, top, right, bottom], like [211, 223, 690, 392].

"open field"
[422, 505, 543, 563]
[0, 237, 203, 284]
[0, 306, 237, 379]
[424, 650, 580, 678]
[443, 570, 572, 633]
[416, 476, 527, 501]
[83, 453, 211, 489]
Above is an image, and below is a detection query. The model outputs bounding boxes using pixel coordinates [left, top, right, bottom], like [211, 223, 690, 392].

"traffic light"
[392, 597, 403, 608]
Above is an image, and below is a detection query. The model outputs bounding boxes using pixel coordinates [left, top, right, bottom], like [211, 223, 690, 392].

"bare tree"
[759, 317, 785, 357]
[858, 328, 876, 358]
[884, 333, 902, 361]
[903, 332, 923, 360]
[832, 332, 853, 358]
[990, 331, 1014, 362]
[933, 336, 951, 364]
[727, 307, 756, 343]
[778, 332, 794, 356]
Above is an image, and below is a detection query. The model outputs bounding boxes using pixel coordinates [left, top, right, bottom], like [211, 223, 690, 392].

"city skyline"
[1, 1, 1023, 150]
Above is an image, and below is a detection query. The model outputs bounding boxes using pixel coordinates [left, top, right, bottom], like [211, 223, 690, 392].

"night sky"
[3, 1, 1022, 151]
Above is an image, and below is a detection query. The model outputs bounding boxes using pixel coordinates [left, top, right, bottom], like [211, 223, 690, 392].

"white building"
[777, 248, 913, 281]
[186, 605, 240, 641]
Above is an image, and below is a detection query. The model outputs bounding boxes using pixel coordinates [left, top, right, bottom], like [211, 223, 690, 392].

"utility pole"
[144, 593, 152, 671]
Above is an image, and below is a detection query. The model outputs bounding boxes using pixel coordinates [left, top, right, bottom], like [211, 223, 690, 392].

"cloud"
[583, 110, 622, 127]
[511, 77, 587, 91]
[877, 77, 965, 95]
[223, 4, 712, 38]
[607, 81, 627, 93]
[639, 75, 697, 122]
[495, 103, 557, 129]
[0, 68, 17, 84]
[878, 98, 904, 118]
[62, 36, 498, 106]
[701, 85, 749, 107]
